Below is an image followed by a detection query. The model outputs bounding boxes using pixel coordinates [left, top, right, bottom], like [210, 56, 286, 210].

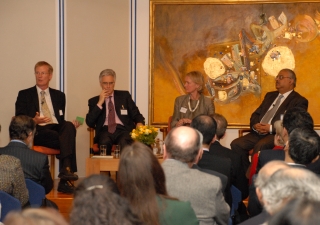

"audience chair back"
[0, 191, 21, 222]
[25, 179, 46, 207]
[33, 146, 60, 179]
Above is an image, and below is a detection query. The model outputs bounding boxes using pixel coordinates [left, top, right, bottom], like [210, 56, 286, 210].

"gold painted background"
[150, 1, 320, 127]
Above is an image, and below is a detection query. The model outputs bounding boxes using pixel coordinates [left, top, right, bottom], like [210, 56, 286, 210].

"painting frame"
[149, 0, 320, 128]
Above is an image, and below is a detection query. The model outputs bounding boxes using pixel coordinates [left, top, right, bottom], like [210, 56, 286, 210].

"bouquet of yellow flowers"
[131, 125, 159, 145]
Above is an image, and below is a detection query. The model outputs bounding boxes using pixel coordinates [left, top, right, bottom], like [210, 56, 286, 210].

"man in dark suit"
[86, 69, 145, 155]
[211, 113, 249, 200]
[231, 69, 308, 171]
[0, 115, 53, 194]
[191, 115, 233, 208]
[15, 61, 79, 194]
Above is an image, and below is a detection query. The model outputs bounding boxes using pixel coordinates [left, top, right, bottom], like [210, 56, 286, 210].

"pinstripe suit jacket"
[0, 141, 53, 194]
[0, 154, 29, 206]
[162, 159, 230, 225]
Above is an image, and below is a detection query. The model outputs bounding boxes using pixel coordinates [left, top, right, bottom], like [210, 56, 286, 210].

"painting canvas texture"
[150, 1, 320, 127]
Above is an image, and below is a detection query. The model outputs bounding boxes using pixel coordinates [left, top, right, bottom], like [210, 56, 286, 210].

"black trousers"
[34, 121, 77, 172]
[97, 124, 133, 155]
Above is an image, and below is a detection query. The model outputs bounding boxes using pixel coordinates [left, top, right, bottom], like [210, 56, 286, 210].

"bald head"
[255, 160, 289, 189]
[164, 126, 203, 163]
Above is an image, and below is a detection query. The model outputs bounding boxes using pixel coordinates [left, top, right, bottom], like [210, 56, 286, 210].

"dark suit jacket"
[86, 90, 145, 140]
[210, 141, 249, 200]
[198, 150, 233, 208]
[15, 86, 66, 123]
[250, 90, 308, 133]
[0, 141, 53, 194]
[239, 210, 269, 225]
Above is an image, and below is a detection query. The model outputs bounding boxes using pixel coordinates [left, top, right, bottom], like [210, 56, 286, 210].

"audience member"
[0, 115, 53, 194]
[0, 154, 29, 207]
[231, 69, 308, 171]
[245, 161, 289, 222]
[70, 174, 143, 225]
[118, 142, 198, 225]
[190, 115, 232, 207]
[242, 166, 320, 225]
[268, 198, 320, 225]
[4, 208, 68, 225]
[162, 126, 229, 225]
[171, 71, 214, 127]
[210, 113, 248, 200]
[86, 69, 145, 155]
[15, 61, 79, 194]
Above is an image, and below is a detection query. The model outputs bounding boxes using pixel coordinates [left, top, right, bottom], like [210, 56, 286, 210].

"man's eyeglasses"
[275, 75, 292, 80]
[35, 72, 50, 76]
[102, 82, 115, 86]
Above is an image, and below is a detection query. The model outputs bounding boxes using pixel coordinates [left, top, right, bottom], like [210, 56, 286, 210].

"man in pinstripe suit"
[0, 115, 53, 194]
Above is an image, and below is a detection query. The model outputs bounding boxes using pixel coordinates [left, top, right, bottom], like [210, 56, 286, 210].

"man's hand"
[33, 112, 51, 124]
[136, 123, 143, 128]
[97, 89, 110, 106]
[72, 120, 81, 129]
[254, 123, 270, 135]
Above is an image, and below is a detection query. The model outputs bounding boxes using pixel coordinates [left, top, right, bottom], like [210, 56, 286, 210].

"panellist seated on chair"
[15, 61, 80, 194]
[0, 115, 53, 194]
[86, 69, 145, 155]
[171, 71, 215, 128]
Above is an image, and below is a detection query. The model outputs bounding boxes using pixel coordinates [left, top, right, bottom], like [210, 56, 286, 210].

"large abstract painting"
[150, 0, 320, 127]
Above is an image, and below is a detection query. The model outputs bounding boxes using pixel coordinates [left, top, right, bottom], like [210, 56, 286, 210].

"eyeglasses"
[102, 82, 115, 86]
[275, 75, 292, 80]
[35, 72, 50, 76]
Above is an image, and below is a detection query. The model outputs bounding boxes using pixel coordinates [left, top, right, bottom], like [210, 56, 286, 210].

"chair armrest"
[238, 128, 251, 137]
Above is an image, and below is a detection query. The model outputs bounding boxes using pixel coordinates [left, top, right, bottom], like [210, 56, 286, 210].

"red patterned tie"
[108, 96, 116, 133]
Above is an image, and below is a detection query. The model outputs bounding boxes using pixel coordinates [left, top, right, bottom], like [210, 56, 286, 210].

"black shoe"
[58, 167, 78, 181]
[57, 179, 75, 194]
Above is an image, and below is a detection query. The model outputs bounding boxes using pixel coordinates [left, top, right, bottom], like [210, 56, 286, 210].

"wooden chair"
[88, 127, 99, 155]
[33, 146, 60, 179]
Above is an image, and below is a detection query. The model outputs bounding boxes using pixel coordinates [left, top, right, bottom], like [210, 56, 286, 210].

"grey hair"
[99, 69, 116, 82]
[260, 168, 320, 214]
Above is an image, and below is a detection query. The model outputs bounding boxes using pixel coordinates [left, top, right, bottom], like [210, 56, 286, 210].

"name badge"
[180, 107, 187, 113]
[59, 110, 63, 116]
[121, 109, 128, 115]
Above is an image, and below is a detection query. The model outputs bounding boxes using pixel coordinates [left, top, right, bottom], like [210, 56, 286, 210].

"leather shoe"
[58, 167, 78, 181]
[57, 180, 75, 194]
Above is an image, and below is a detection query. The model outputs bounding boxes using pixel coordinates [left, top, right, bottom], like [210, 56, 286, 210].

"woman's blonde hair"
[185, 71, 204, 93]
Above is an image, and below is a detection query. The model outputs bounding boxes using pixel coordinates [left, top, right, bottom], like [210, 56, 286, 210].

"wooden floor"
[47, 173, 117, 221]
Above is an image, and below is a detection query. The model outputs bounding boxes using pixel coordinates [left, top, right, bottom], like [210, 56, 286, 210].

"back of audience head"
[70, 174, 143, 225]
[268, 198, 320, 225]
[164, 126, 203, 163]
[273, 120, 285, 147]
[190, 114, 216, 145]
[282, 107, 313, 135]
[255, 160, 289, 189]
[288, 127, 320, 165]
[9, 115, 36, 146]
[212, 113, 228, 140]
[259, 167, 320, 215]
[118, 141, 170, 225]
[4, 208, 68, 225]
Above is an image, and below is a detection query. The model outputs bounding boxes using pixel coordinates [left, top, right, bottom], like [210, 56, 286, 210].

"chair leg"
[50, 155, 55, 179]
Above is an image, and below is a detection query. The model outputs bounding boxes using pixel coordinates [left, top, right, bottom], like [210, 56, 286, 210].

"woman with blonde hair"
[118, 142, 198, 225]
[171, 71, 214, 127]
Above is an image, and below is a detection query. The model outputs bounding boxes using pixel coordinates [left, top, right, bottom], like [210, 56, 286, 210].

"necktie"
[40, 91, 52, 123]
[261, 94, 284, 123]
[108, 96, 116, 133]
